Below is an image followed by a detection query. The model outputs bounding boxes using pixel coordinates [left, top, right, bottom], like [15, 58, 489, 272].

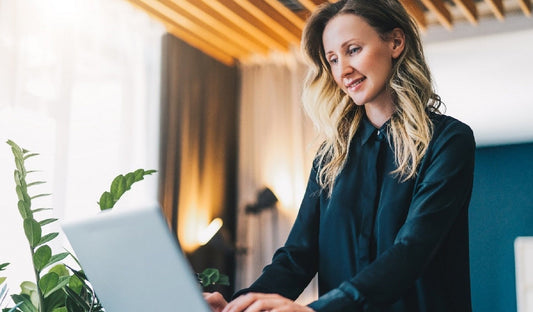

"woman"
[207, 0, 474, 311]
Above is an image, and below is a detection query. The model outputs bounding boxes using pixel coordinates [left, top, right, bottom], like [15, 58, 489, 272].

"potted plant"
[1, 140, 228, 312]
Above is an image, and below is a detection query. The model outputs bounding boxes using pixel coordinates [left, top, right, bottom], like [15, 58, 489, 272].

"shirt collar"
[359, 114, 391, 146]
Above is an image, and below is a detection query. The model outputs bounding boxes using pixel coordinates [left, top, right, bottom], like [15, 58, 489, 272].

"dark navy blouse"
[235, 113, 475, 312]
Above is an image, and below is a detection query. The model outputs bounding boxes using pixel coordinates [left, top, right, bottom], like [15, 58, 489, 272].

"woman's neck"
[364, 102, 394, 128]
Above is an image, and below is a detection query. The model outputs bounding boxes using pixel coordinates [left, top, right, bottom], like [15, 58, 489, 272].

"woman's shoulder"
[427, 112, 476, 156]
[429, 112, 474, 141]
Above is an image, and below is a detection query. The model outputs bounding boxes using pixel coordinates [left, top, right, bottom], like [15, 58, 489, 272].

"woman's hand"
[222, 293, 315, 312]
[204, 292, 228, 312]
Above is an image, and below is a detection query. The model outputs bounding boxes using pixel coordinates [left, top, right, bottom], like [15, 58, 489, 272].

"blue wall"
[470, 142, 533, 312]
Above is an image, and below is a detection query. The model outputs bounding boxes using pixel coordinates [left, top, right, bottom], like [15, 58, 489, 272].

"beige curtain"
[237, 51, 318, 303]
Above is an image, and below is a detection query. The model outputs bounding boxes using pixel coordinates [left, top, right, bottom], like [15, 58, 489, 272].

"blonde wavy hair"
[301, 0, 442, 195]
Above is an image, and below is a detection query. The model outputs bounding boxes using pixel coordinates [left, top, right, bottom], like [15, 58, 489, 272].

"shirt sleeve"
[308, 120, 476, 311]
[233, 164, 322, 300]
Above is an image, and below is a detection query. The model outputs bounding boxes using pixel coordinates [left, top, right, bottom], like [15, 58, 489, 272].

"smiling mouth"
[346, 77, 366, 90]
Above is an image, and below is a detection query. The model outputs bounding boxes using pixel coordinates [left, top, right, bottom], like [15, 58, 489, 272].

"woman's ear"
[389, 28, 405, 59]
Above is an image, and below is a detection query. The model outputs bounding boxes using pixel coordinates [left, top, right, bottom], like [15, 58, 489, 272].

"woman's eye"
[349, 47, 360, 55]
[329, 57, 338, 65]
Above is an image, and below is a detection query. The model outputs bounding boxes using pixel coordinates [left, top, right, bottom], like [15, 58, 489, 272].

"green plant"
[197, 268, 230, 288]
[5, 140, 72, 312]
[97, 169, 156, 211]
[4, 140, 155, 312]
[4, 139, 226, 310]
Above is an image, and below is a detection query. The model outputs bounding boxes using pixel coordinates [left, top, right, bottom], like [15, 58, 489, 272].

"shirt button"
[376, 130, 384, 141]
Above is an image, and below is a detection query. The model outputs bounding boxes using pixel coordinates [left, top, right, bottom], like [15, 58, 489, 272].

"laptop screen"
[62, 205, 211, 312]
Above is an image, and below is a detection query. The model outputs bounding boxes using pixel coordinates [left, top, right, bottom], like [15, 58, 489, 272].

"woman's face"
[322, 13, 402, 108]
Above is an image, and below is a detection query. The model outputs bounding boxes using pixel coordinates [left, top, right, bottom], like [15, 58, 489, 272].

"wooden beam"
[125, 0, 235, 65]
[398, 0, 428, 31]
[182, 0, 272, 55]
[166, 0, 269, 54]
[298, 0, 318, 12]
[483, 0, 505, 20]
[518, 0, 532, 16]
[233, 0, 300, 43]
[263, 0, 306, 31]
[138, 0, 249, 58]
[201, 0, 288, 52]
[451, 0, 478, 24]
[420, 0, 453, 29]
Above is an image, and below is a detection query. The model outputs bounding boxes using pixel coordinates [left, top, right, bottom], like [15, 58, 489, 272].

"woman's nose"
[340, 58, 354, 77]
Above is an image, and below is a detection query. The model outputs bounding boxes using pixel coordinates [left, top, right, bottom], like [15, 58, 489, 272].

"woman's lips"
[345, 77, 366, 91]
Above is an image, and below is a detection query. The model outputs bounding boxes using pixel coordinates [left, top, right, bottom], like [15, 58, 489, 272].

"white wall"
[423, 14, 533, 146]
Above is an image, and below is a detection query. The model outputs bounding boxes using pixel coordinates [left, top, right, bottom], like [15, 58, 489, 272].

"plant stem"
[29, 247, 44, 312]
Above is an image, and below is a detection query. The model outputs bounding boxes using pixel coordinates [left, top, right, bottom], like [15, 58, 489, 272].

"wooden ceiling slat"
[398, 0, 428, 31]
[135, 0, 248, 58]
[259, 0, 306, 31]
[484, 0, 505, 20]
[233, 0, 300, 44]
[125, 0, 234, 65]
[518, 0, 532, 16]
[420, 0, 453, 29]
[451, 0, 479, 24]
[167, 0, 270, 55]
[183, 0, 272, 54]
[216, 0, 291, 49]
[201, 0, 287, 52]
[298, 0, 318, 12]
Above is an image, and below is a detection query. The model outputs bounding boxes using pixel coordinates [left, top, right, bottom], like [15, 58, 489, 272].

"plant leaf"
[110, 175, 127, 199]
[27, 181, 46, 187]
[68, 275, 83, 295]
[23, 219, 42, 248]
[44, 288, 67, 312]
[15, 158, 25, 176]
[33, 245, 52, 272]
[6, 140, 22, 155]
[1, 283, 7, 302]
[48, 264, 69, 278]
[198, 268, 230, 287]
[44, 253, 69, 270]
[37, 232, 59, 246]
[10, 294, 37, 312]
[0, 277, 5, 285]
[42, 276, 69, 298]
[16, 185, 25, 202]
[133, 168, 146, 180]
[98, 191, 114, 211]
[217, 274, 230, 286]
[38, 219, 58, 227]
[32, 208, 53, 214]
[30, 193, 51, 200]
[16, 185, 31, 205]
[38, 272, 59, 297]
[0, 263, 9, 271]
[18, 200, 32, 220]
[199, 268, 219, 286]
[64, 286, 91, 311]
[51, 308, 67, 312]
[23, 153, 39, 160]
[14, 170, 22, 186]
[20, 281, 37, 296]
[124, 172, 135, 188]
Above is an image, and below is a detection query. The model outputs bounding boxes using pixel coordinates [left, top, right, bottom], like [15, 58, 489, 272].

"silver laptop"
[61, 205, 211, 312]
